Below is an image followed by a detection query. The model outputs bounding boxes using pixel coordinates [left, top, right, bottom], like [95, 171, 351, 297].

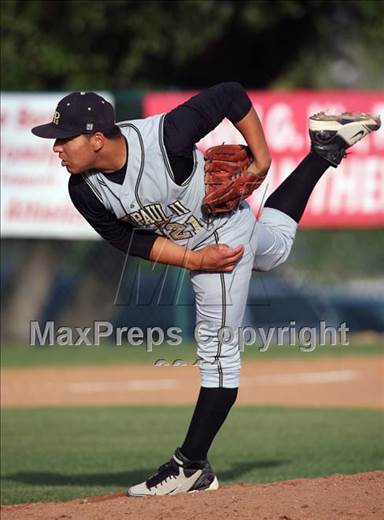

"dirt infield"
[2, 356, 383, 518]
[2, 356, 383, 408]
[1, 471, 383, 520]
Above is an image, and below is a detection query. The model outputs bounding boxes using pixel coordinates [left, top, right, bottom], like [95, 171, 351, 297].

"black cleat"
[309, 112, 381, 167]
[127, 448, 219, 496]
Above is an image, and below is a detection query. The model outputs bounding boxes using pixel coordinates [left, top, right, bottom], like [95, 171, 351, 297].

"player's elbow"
[253, 233, 294, 272]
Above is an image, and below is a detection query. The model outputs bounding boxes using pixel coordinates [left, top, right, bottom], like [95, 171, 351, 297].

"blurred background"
[1, 0, 384, 508]
[1, 0, 383, 345]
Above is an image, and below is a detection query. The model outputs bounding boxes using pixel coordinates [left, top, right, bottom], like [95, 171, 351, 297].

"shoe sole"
[127, 476, 219, 497]
[309, 112, 381, 131]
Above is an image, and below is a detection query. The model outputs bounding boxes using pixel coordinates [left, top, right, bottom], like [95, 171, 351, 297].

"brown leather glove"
[202, 144, 267, 215]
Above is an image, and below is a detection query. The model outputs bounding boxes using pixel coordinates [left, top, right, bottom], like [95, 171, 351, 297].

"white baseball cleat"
[309, 112, 381, 166]
[127, 448, 219, 496]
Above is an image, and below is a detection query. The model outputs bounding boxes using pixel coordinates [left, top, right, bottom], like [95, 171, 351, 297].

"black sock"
[180, 387, 238, 461]
[264, 152, 330, 223]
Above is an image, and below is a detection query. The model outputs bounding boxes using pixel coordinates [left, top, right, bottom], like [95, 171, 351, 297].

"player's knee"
[197, 349, 241, 388]
[254, 255, 283, 272]
[254, 232, 294, 272]
[199, 365, 240, 388]
[271, 247, 292, 270]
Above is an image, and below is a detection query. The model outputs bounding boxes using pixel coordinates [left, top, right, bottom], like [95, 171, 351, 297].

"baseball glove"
[202, 144, 266, 215]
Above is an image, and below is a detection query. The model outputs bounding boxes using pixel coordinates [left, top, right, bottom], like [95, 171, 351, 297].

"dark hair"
[102, 125, 122, 139]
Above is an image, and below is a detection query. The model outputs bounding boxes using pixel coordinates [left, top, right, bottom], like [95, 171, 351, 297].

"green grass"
[1, 336, 383, 369]
[1, 405, 383, 504]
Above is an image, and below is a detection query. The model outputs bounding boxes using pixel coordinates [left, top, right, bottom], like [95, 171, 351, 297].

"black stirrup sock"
[264, 152, 330, 223]
[180, 387, 238, 461]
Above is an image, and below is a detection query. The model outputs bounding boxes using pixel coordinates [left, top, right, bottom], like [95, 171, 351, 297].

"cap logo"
[52, 111, 60, 126]
[86, 123, 94, 131]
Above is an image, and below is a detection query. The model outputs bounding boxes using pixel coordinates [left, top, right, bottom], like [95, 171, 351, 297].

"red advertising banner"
[144, 91, 384, 227]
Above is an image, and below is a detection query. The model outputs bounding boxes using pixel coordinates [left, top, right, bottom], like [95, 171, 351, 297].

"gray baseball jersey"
[81, 114, 232, 251]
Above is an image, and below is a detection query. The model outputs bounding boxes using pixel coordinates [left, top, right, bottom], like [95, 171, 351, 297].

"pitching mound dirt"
[2, 471, 383, 520]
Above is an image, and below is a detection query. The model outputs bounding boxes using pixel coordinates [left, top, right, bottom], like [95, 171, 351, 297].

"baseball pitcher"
[32, 83, 380, 496]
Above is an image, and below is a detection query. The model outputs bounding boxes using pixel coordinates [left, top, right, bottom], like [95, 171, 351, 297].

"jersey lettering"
[168, 200, 189, 216]
[126, 200, 204, 241]
[164, 222, 193, 240]
[146, 204, 168, 222]
[185, 215, 203, 234]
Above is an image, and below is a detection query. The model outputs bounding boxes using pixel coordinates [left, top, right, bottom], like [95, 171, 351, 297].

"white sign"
[1, 92, 113, 238]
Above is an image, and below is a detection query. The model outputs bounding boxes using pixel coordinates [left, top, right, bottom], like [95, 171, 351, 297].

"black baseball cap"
[31, 92, 118, 139]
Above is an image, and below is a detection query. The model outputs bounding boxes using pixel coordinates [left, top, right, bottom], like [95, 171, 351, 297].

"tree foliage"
[1, 0, 384, 90]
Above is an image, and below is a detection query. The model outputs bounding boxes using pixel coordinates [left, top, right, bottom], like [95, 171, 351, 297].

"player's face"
[53, 135, 97, 174]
